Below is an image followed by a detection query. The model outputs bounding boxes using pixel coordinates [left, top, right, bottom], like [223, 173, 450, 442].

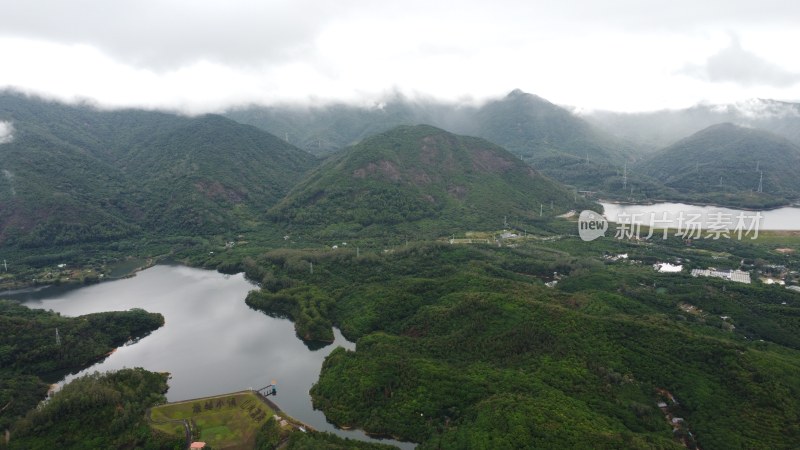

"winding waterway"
[10, 265, 413, 449]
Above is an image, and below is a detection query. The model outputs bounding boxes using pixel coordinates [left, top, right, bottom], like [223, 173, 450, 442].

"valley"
[1, 91, 800, 449]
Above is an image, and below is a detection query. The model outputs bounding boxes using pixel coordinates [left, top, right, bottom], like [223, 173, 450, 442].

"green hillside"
[270, 125, 593, 236]
[239, 235, 800, 449]
[636, 123, 800, 207]
[120, 114, 318, 234]
[0, 300, 164, 432]
[5, 368, 181, 449]
[0, 92, 317, 248]
[0, 121, 142, 247]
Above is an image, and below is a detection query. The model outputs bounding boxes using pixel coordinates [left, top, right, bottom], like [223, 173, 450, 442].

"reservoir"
[12, 265, 413, 449]
[601, 201, 800, 231]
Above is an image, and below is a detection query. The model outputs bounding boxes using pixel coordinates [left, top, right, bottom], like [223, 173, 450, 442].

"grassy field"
[149, 391, 280, 449]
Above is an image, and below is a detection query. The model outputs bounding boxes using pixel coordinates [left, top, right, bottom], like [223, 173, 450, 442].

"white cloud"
[0, 121, 14, 144]
[681, 36, 800, 87]
[1, 1, 799, 112]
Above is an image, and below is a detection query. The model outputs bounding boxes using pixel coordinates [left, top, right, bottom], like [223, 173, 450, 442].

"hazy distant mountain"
[635, 123, 800, 206]
[227, 89, 639, 193]
[473, 89, 632, 162]
[585, 99, 800, 151]
[270, 125, 591, 236]
[0, 92, 316, 247]
[468, 90, 641, 193]
[225, 96, 473, 156]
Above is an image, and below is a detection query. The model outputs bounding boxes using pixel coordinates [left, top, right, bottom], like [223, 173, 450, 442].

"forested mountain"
[468, 89, 639, 192]
[270, 125, 592, 236]
[0, 92, 317, 248]
[472, 89, 632, 163]
[586, 99, 800, 151]
[226, 90, 639, 192]
[118, 114, 318, 233]
[226, 96, 472, 156]
[635, 123, 800, 206]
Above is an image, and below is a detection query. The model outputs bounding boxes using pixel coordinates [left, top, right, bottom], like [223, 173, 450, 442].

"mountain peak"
[270, 124, 587, 233]
[638, 122, 800, 200]
[504, 89, 549, 105]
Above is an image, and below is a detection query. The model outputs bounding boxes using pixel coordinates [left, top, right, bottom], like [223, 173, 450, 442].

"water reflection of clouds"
[22, 265, 411, 448]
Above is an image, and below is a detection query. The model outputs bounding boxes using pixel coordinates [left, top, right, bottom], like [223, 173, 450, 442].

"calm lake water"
[601, 202, 800, 231]
[13, 265, 413, 449]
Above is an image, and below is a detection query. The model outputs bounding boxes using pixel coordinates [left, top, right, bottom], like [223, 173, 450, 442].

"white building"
[654, 263, 683, 273]
[690, 268, 751, 284]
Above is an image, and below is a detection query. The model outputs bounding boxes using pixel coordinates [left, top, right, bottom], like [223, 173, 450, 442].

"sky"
[1, 0, 799, 114]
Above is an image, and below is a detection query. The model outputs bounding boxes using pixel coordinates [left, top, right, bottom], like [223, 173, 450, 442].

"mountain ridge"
[0, 92, 317, 246]
[634, 122, 800, 206]
[270, 124, 592, 235]
[585, 98, 800, 151]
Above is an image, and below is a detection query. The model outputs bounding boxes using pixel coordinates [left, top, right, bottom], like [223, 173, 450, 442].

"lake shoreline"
[0, 256, 158, 296]
[17, 265, 415, 449]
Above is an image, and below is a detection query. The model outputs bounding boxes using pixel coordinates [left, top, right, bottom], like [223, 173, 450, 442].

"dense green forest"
[0, 92, 317, 251]
[3, 368, 183, 449]
[270, 125, 594, 237]
[239, 234, 800, 449]
[0, 92, 320, 290]
[0, 301, 164, 433]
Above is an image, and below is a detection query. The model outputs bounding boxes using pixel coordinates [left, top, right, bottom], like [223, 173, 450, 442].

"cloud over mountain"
[681, 36, 800, 87]
[0, 121, 13, 144]
[1, 1, 799, 113]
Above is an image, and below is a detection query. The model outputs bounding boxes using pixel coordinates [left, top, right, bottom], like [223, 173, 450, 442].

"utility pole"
[55, 328, 61, 347]
[758, 171, 763, 193]
[309, 262, 313, 275]
[503, 216, 508, 229]
[2, 259, 6, 272]
[540, 204, 543, 217]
